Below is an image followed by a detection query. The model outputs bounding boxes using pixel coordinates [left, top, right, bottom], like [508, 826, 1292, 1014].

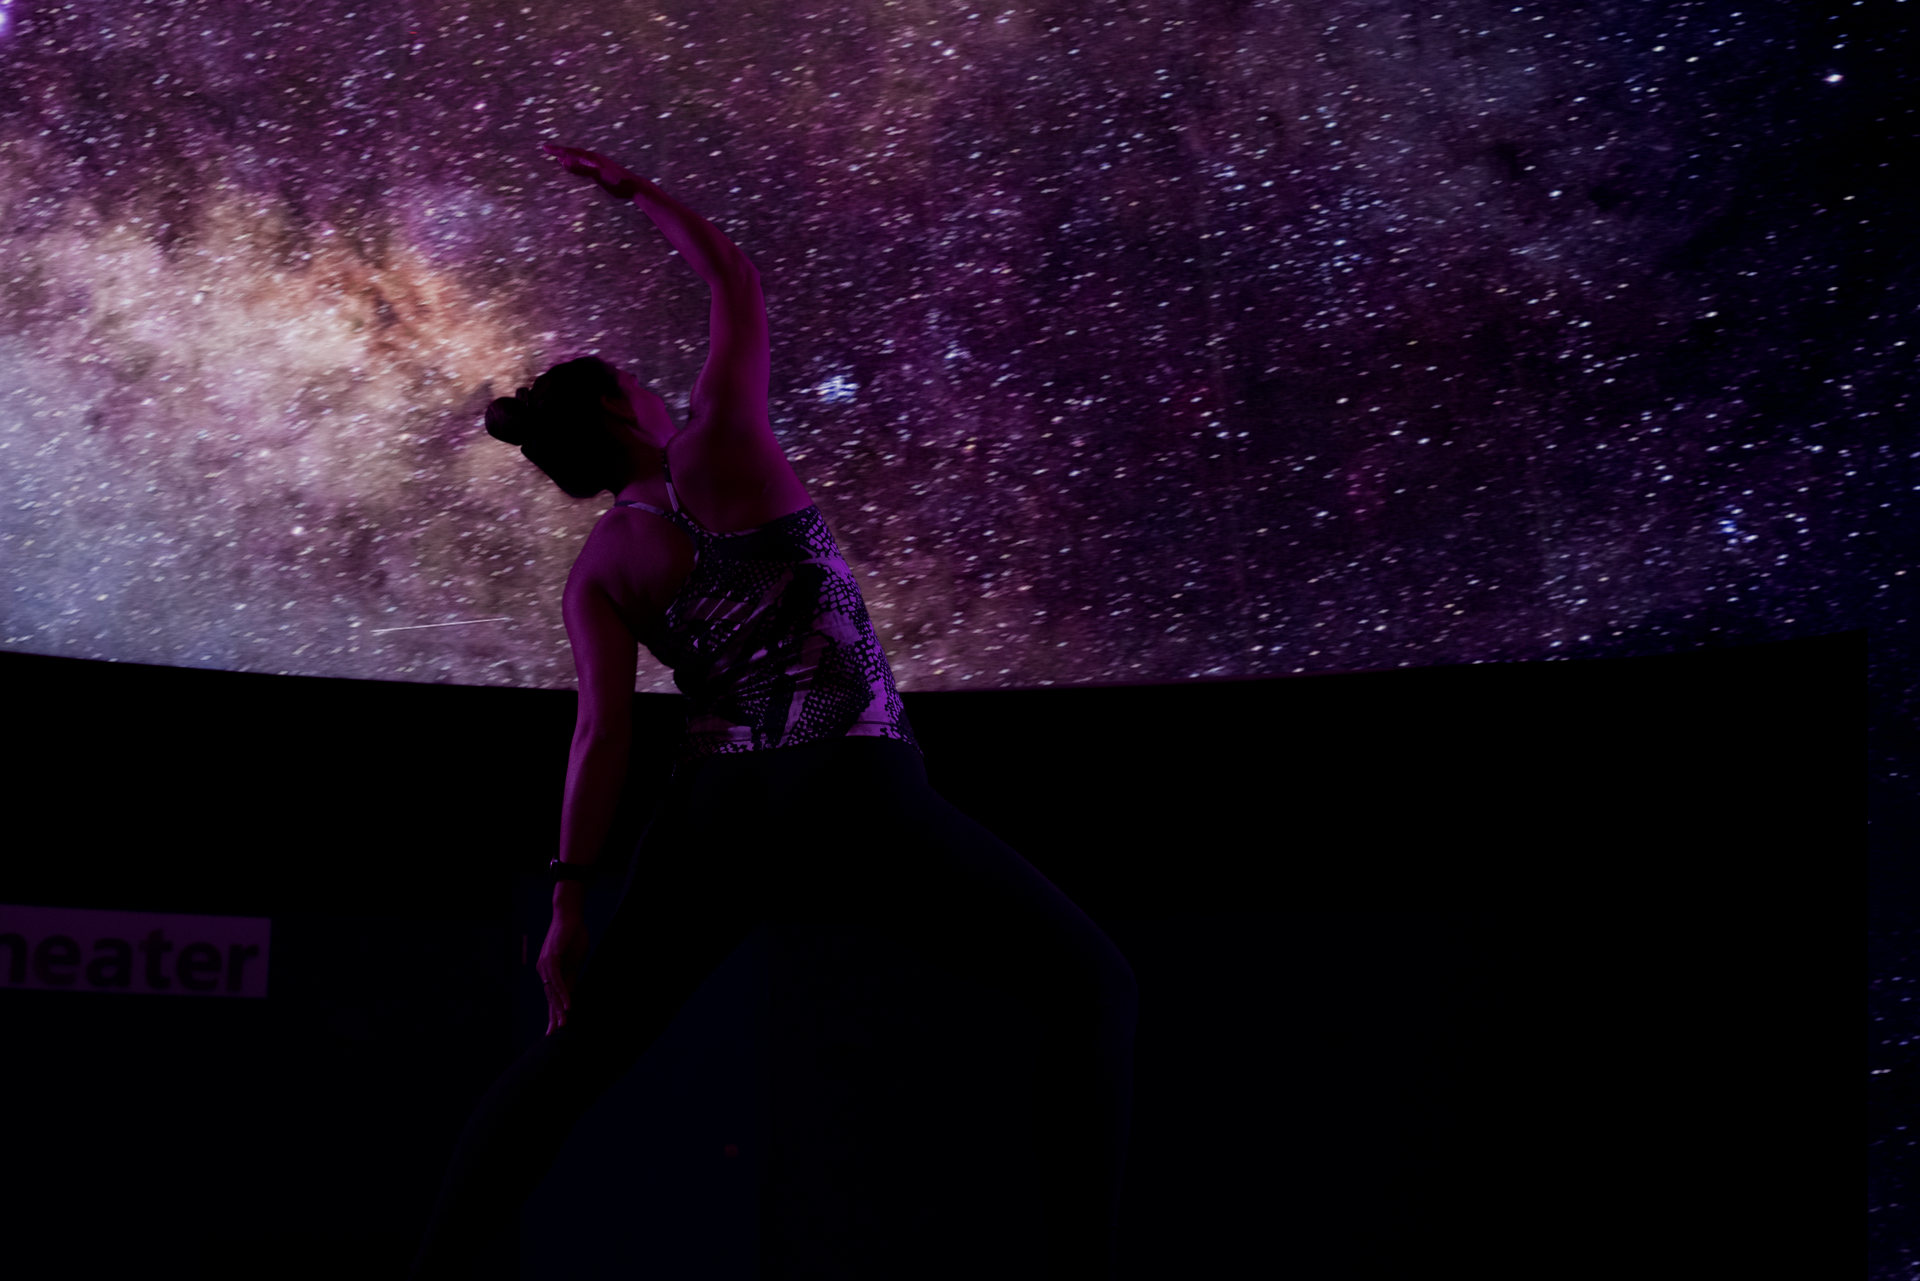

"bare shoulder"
[568, 505, 695, 636]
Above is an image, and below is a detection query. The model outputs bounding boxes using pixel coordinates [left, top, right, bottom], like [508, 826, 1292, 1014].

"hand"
[536, 904, 592, 1034]
[543, 143, 644, 200]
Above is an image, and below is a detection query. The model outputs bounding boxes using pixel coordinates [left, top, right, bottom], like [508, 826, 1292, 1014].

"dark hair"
[484, 356, 628, 498]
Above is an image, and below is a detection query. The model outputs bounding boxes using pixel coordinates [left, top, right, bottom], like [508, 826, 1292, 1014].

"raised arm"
[543, 145, 806, 529]
[620, 178, 768, 449]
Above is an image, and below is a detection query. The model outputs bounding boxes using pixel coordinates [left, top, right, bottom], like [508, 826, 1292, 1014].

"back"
[613, 485, 917, 771]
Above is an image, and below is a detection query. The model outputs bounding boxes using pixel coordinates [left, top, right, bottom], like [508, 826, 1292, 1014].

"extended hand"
[543, 143, 644, 200]
[536, 906, 592, 1034]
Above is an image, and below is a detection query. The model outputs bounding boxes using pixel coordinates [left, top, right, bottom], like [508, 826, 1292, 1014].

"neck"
[612, 442, 669, 506]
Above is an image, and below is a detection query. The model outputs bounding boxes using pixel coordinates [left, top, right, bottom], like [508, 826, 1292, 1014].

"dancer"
[408, 145, 1137, 1280]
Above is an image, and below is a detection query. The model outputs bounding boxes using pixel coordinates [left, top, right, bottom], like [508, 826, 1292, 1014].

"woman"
[409, 145, 1137, 1280]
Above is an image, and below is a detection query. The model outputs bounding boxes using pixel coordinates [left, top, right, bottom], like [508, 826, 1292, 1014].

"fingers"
[541, 144, 598, 179]
[535, 911, 585, 1035]
[537, 947, 564, 1031]
[541, 144, 627, 188]
[541, 973, 569, 1034]
[542, 143, 602, 169]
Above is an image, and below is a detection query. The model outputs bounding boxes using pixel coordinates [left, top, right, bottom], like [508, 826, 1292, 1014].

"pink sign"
[0, 904, 271, 998]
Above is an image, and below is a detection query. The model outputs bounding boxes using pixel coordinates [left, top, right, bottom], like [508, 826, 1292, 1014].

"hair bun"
[484, 388, 535, 445]
[483, 358, 625, 499]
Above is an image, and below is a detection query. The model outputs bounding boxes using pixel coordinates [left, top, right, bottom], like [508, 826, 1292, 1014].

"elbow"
[722, 246, 760, 284]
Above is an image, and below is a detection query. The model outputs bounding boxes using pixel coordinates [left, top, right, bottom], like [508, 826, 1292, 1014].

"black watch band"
[548, 859, 595, 884]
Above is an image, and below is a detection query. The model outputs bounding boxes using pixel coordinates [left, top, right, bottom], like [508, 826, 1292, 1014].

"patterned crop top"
[613, 473, 918, 772]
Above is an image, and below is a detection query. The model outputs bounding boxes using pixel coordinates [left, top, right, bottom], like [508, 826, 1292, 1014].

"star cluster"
[0, 0, 1907, 692]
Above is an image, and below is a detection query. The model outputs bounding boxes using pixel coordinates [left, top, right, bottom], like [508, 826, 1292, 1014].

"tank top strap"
[614, 451, 705, 544]
[659, 449, 727, 539]
[611, 499, 672, 518]
[661, 449, 684, 516]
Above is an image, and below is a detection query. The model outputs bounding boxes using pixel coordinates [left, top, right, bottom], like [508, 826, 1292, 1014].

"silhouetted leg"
[812, 738, 1139, 1281]
[408, 791, 763, 1280]
[412, 736, 1134, 1280]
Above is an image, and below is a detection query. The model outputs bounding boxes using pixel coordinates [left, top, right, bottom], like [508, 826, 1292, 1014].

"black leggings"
[409, 735, 1138, 1279]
